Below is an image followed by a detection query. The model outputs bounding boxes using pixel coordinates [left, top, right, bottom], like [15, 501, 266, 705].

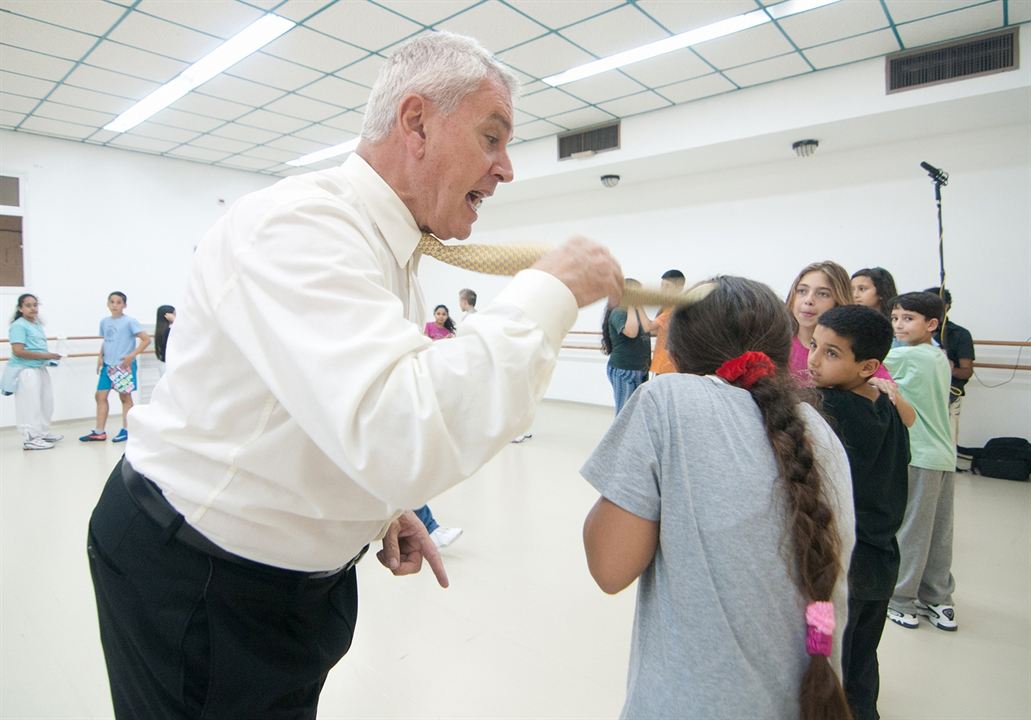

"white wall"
[420, 120, 1031, 448]
[0, 130, 275, 426]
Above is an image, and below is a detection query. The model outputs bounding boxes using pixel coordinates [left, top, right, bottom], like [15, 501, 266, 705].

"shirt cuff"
[492, 269, 578, 349]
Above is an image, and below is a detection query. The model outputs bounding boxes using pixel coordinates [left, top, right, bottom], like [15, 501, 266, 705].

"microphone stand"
[922, 163, 949, 351]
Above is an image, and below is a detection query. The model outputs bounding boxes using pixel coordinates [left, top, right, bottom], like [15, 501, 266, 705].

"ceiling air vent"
[887, 28, 1018, 93]
[558, 121, 620, 160]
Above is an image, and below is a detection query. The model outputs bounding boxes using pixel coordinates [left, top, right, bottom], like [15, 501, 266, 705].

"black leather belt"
[121, 459, 366, 580]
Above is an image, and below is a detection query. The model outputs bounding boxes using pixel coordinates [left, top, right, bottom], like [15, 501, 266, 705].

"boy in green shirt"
[884, 292, 958, 632]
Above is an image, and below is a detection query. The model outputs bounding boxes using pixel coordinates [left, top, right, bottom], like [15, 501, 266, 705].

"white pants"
[949, 395, 962, 447]
[15, 366, 53, 442]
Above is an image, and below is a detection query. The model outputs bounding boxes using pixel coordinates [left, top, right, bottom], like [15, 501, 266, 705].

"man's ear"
[397, 93, 429, 158]
[859, 358, 880, 380]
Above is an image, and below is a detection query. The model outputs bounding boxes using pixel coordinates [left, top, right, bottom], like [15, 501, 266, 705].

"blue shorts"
[97, 361, 138, 394]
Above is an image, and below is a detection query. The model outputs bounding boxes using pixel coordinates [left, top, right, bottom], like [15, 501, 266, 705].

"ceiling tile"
[34, 101, 115, 127]
[240, 0, 281, 9]
[227, 52, 324, 91]
[306, 1, 422, 52]
[0, 109, 25, 127]
[171, 92, 250, 121]
[86, 42, 187, 84]
[0, 46, 75, 81]
[262, 26, 367, 73]
[376, 0, 478, 26]
[85, 128, 118, 143]
[166, 144, 233, 162]
[545, 106, 617, 130]
[0, 92, 39, 114]
[263, 93, 342, 122]
[189, 133, 255, 154]
[884, 0, 983, 25]
[896, 3, 1004, 48]
[333, 55, 384, 88]
[0, 0, 126, 36]
[64, 64, 159, 100]
[135, 0, 265, 38]
[779, 0, 890, 49]
[804, 28, 900, 70]
[107, 134, 179, 152]
[196, 74, 285, 106]
[694, 22, 795, 69]
[636, 0, 755, 34]
[499, 34, 596, 80]
[48, 84, 133, 113]
[619, 47, 713, 87]
[296, 75, 370, 108]
[219, 154, 279, 170]
[596, 90, 671, 117]
[290, 123, 354, 145]
[20, 115, 95, 139]
[1, 12, 98, 60]
[127, 121, 200, 143]
[515, 88, 586, 118]
[268, 0, 335, 23]
[0, 72, 55, 99]
[1010, 0, 1031, 23]
[320, 110, 364, 134]
[106, 12, 221, 63]
[234, 108, 311, 133]
[263, 134, 324, 153]
[505, 0, 622, 30]
[559, 4, 670, 57]
[653, 72, 735, 104]
[561, 71, 644, 104]
[434, 1, 547, 54]
[513, 118, 564, 141]
[209, 122, 280, 143]
[148, 107, 226, 132]
[722, 52, 811, 87]
[236, 144, 298, 162]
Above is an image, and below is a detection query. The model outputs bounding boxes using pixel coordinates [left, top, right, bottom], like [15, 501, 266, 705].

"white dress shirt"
[127, 154, 577, 571]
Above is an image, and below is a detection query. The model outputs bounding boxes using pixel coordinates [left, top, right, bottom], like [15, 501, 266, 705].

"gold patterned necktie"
[416, 233, 699, 308]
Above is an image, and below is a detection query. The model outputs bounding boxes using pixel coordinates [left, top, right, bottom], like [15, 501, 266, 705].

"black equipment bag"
[964, 437, 1031, 481]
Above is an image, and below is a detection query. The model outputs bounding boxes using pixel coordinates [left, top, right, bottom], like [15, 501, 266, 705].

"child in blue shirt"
[883, 292, 957, 632]
[808, 305, 912, 720]
[5, 293, 64, 450]
[80, 291, 150, 443]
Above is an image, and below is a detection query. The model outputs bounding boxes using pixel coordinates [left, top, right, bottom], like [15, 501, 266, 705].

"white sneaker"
[430, 526, 463, 549]
[42, 433, 64, 442]
[916, 600, 958, 631]
[24, 438, 55, 451]
[511, 433, 532, 443]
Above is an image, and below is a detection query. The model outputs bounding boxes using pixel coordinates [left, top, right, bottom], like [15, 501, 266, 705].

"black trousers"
[87, 460, 359, 719]
[841, 596, 889, 720]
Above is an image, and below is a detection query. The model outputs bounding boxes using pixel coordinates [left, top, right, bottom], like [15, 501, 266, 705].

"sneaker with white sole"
[430, 526, 463, 549]
[42, 433, 64, 442]
[916, 600, 958, 631]
[887, 607, 919, 629]
[24, 438, 55, 451]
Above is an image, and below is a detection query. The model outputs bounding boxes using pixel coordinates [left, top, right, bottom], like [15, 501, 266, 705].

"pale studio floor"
[1, 400, 1029, 720]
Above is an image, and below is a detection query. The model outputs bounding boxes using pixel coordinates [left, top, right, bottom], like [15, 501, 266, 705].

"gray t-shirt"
[581, 374, 854, 720]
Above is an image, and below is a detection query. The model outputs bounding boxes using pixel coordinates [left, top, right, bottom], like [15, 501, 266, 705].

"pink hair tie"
[805, 601, 835, 657]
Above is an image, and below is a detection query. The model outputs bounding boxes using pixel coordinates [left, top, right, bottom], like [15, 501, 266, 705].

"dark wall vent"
[558, 121, 620, 160]
[887, 28, 1018, 93]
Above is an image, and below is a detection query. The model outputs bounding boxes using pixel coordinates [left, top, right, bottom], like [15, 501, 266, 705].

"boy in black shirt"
[808, 305, 912, 720]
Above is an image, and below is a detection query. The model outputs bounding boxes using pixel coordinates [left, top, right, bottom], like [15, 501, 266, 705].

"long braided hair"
[667, 276, 851, 720]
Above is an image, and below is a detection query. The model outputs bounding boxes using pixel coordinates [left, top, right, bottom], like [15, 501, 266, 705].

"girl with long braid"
[581, 276, 855, 720]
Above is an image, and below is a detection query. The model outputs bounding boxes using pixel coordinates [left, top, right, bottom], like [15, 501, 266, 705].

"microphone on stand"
[920, 161, 948, 185]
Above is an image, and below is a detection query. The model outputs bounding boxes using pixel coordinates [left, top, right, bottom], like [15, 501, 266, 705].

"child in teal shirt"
[884, 292, 957, 632]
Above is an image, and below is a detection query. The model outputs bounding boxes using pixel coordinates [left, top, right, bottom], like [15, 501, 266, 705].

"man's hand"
[376, 510, 449, 588]
[532, 236, 624, 308]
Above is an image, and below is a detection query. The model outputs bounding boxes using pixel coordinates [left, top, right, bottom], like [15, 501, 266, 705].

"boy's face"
[808, 325, 879, 389]
[891, 306, 938, 345]
[107, 295, 125, 316]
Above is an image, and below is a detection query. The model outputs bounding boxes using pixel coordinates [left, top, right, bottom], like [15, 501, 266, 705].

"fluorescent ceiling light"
[542, 0, 841, 86]
[286, 137, 361, 166]
[105, 14, 294, 133]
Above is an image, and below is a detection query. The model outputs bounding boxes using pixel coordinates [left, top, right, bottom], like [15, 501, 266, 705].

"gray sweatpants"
[890, 466, 956, 613]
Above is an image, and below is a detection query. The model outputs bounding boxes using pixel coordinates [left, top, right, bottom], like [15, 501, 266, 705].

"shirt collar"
[342, 153, 421, 268]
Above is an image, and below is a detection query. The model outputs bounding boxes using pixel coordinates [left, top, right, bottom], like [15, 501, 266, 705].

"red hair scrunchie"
[715, 351, 776, 389]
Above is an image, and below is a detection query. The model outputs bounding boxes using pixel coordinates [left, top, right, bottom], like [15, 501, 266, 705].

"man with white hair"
[87, 31, 623, 717]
